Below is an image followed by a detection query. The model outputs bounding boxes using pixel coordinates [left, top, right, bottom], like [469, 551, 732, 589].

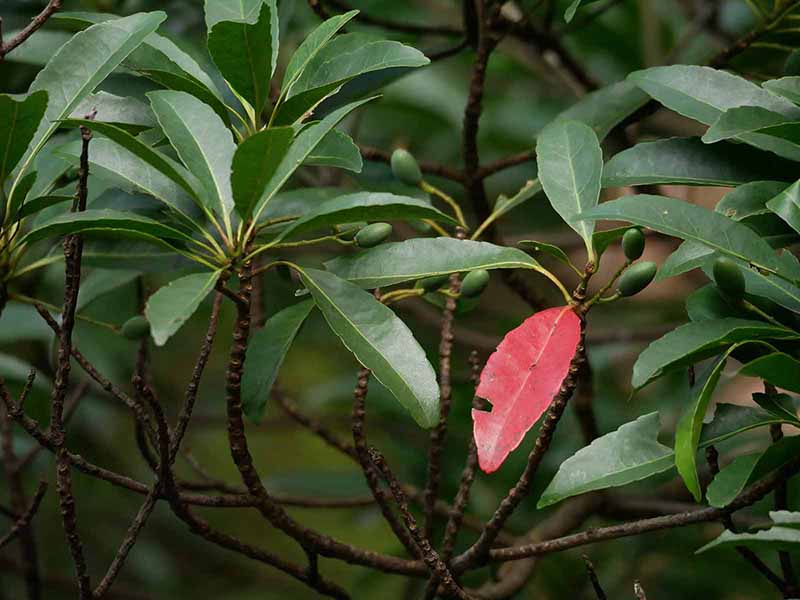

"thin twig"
[583, 555, 607, 600]
[0, 0, 63, 60]
[0, 482, 46, 551]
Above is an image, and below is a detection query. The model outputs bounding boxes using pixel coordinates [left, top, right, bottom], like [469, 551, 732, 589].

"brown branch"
[276, 389, 356, 459]
[0, 0, 63, 60]
[583, 555, 607, 600]
[476, 150, 536, 180]
[0, 482, 46, 551]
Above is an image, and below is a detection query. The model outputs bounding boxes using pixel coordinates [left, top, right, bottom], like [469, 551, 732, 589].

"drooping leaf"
[148, 90, 237, 225]
[538, 413, 673, 508]
[272, 192, 456, 244]
[632, 319, 798, 389]
[472, 306, 582, 473]
[0, 91, 48, 186]
[739, 353, 800, 393]
[242, 300, 315, 423]
[674, 352, 732, 501]
[16, 12, 166, 190]
[537, 120, 602, 256]
[602, 138, 796, 188]
[297, 267, 439, 428]
[207, 0, 279, 116]
[145, 270, 221, 346]
[231, 126, 294, 219]
[325, 237, 542, 288]
[707, 436, 800, 508]
[304, 129, 362, 172]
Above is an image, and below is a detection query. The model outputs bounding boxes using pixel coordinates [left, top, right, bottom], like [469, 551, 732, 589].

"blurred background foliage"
[1, 0, 798, 598]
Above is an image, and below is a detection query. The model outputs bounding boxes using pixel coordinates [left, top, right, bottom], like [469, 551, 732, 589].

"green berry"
[617, 261, 657, 297]
[355, 222, 393, 248]
[418, 274, 450, 292]
[391, 149, 422, 186]
[713, 257, 746, 299]
[409, 219, 433, 234]
[121, 315, 150, 340]
[622, 228, 645, 261]
[460, 269, 490, 298]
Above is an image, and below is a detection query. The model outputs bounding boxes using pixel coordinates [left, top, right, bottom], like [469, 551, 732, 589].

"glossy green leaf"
[207, 0, 279, 115]
[242, 300, 315, 423]
[273, 192, 455, 244]
[707, 436, 800, 508]
[602, 138, 796, 188]
[632, 318, 798, 389]
[538, 413, 673, 508]
[767, 180, 800, 235]
[71, 91, 155, 129]
[297, 267, 439, 428]
[148, 90, 236, 224]
[231, 127, 294, 219]
[592, 226, 630, 260]
[16, 12, 166, 190]
[687, 285, 745, 322]
[325, 238, 542, 288]
[252, 97, 376, 220]
[674, 352, 731, 501]
[698, 516, 800, 554]
[0, 91, 48, 186]
[518, 241, 575, 270]
[739, 353, 800, 393]
[145, 270, 221, 346]
[537, 120, 602, 255]
[703, 106, 800, 161]
[20, 209, 193, 247]
[763, 77, 800, 105]
[579, 195, 784, 277]
[6, 171, 37, 223]
[1, 29, 72, 65]
[718, 181, 789, 220]
[305, 129, 362, 172]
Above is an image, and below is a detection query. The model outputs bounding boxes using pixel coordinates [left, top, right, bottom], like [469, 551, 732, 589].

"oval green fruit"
[617, 261, 657, 297]
[121, 315, 151, 340]
[418, 274, 450, 292]
[355, 222, 393, 248]
[713, 257, 746, 298]
[409, 219, 432, 234]
[460, 269, 490, 298]
[622, 228, 645, 261]
[391, 149, 422, 186]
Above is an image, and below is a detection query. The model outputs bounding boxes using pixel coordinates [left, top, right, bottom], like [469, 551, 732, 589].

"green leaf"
[602, 138, 796, 188]
[739, 353, 800, 393]
[272, 192, 456, 244]
[0, 91, 48, 186]
[556, 81, 651, 141]
[718, 180, 789, 220]
[145, 270, 221, 346]
[767, 180, 800, 235]
[487, 179, 542, 222]
[148, 90, 237, 225]
[305, 130, 362, 172]
[707, 436, 800, 508]
[630, 66, 800, 126]
[20, 209, 194, 247]
[537, 120, 602, 256]
[631, 319, 798, 389]
[16, 12, 166, 191]
[702, 106, 800, 161]
[325, 238, 542, 288]
[698, 518, 800, 554]
[751, 392, 800, 425]
[674, 352, 732, 501]
[231, 127, 294, 219]
[252, 97, 376, 221]
[280, 11, 358, 95]
[592, 226, 631, 260]
[763, 77, 800, 105]
[687, 285, 746, 322]
[538, 413, 673, 509]
[77, 269, 141, 311]
[1, 29, 72, 65]
[207, 0, 279, 116]
[579, 195, 784, 277]
[6, 171, 38, 223]
[71, 91, 155, 130]
[518, 241, 575, 270]
[563, 0, 604, 22]
[242, 300, 314, 423]
[297, 267, 439, 428]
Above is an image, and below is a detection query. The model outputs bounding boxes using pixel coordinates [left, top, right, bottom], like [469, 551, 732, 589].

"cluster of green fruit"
[618, 228, 657, 297]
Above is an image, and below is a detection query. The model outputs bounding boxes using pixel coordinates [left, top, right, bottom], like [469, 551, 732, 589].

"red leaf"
[472, 306, 581, 473]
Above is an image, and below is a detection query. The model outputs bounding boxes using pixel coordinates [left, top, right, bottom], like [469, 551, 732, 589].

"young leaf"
[147, 90, 237, 226]
[537, 120, 602, 258]
[297, 267, 439, 428]
[472, 306, 582, 473]
[632, 319, 798, 389]
[231, 126, 294, 219]
[325, 238, 542, 288]
[538, 413, 673, 508]
[739, 353, 800, 393]
[145, 270, 221, 346]
[706, 436, 800, 508]
[674, 352, 731, 501]
[16, 12, 166, 189]
[272, 192, 456, 244]
[242, 300, 315, 423]
[698, 520, 800, 554]
[602, 138, 796, 188]
[517, 241, 576, 271]
[0, 92, 48, 186]
[207, 0, 279, 116]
